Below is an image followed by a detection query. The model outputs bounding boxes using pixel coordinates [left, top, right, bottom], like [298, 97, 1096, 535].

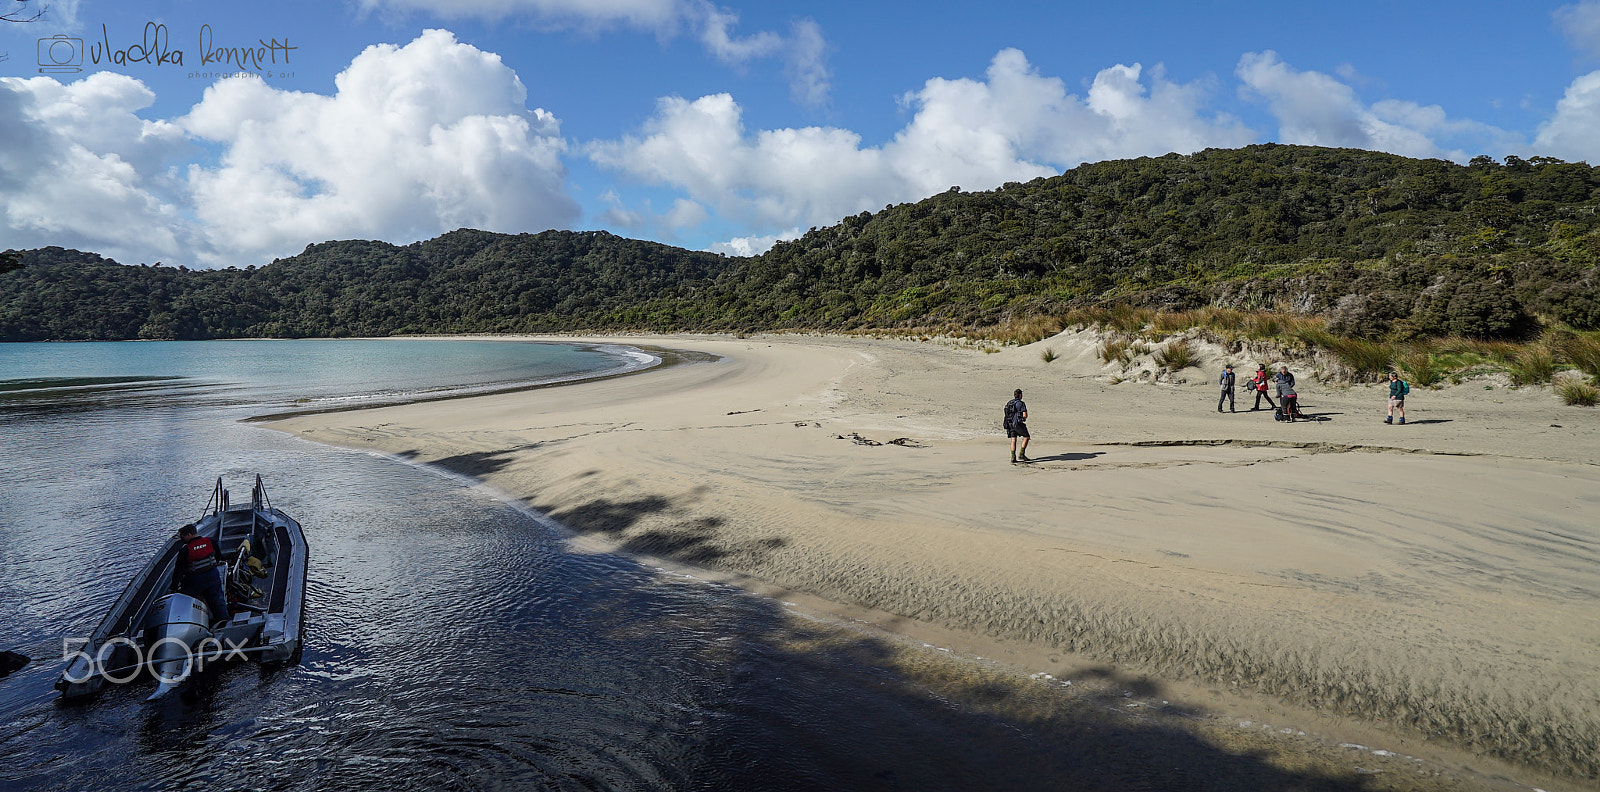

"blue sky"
[4, 0, 1600, 268]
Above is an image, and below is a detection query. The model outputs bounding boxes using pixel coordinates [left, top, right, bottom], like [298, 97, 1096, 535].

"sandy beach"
[266, 330, 1600, 790]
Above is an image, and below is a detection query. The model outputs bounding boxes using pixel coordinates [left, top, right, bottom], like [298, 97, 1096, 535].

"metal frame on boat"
[57, 475, 307, 698]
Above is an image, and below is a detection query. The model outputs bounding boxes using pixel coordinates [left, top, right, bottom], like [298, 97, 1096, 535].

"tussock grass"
[1507, 346, 1557, 386]
[979, 308, 1599, 407]
[1153, 338, 1197, 371]
[1324, 337, 1394, 377]
[1040, 347, 1057, 363]
[1556, 378, 1599, 406]
[978, 315, 1065, 345]
[1111, 305, 1153, 335]
[1396, 348, 1444, 387]
[1098, 338, 1131, 365]
[1558, 334, 1600, 379]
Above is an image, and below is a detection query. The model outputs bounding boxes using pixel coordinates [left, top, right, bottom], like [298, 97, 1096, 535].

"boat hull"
[56, 476, 307, 698]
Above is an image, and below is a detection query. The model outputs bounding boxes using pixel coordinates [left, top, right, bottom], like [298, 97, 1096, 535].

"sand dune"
[267, 330, 1600, 788]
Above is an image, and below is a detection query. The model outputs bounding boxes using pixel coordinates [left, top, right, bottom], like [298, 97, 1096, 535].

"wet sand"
[266, 330, 1600, 791]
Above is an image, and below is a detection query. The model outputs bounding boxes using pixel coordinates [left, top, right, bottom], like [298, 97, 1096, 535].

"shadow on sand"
[517, 482, 1466, 792]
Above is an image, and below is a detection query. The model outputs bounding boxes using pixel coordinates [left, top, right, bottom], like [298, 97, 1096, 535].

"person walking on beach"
[1217, 364, 1236, 413]
[1386, 371, 1409, 424]
[1004, 389, 1030, 463]
[1249, 365, 1275, 411]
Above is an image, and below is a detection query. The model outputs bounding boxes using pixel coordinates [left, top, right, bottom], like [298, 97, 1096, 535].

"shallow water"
[0, 340, 1406, 791]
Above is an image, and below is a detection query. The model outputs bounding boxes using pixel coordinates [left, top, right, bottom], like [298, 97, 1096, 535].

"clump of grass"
[1150, 311, 1193, 336]
[1396, 348, 1444, 387]
[1242, 312, 1284, 339]
[1107, 305, 1153, 335]
[1153, 338, 1197, 370]
[1098, 338, 1130, 365]
[1558, 334, 1600, 380]
[1041, 347, 1057, 363]
[1557, 378, 1599, 406]
[1507, 346, 1557, 385]
[1324, 337, 1394, 378]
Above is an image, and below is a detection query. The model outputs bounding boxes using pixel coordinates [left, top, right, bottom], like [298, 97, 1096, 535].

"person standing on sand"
[1217, 364, 1236, 413]
[1249, 365, 1275, 411]
[1275, 366, 1299, 419]
[1005, 389, 1030, 463]
[1386, 371, 1409, 424]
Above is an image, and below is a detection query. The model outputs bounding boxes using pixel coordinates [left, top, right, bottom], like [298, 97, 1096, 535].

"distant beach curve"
[267, 330, 1600, 788]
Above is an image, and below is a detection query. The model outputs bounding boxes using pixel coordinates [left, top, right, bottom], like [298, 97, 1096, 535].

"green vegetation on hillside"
[2, 145, 1598, 342]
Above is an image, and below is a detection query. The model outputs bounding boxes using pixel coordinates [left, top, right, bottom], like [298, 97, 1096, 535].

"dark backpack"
[1400, 380, 1411, 396]
[1003, 400, 1018, 430]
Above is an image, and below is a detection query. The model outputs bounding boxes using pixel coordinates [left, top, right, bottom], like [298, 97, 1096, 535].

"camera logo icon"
[38, 35, 83, 74]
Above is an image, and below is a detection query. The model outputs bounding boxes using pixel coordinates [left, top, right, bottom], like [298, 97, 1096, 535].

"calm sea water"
[0, 340, 1354, 791]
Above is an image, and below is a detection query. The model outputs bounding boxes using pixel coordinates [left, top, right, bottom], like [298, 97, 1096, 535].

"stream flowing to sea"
[0, 339, 1378, 792]
[0, 339, 1060, 791]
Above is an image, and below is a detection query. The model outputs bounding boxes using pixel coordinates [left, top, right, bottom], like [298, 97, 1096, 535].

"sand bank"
[267, 331, 1600, 789]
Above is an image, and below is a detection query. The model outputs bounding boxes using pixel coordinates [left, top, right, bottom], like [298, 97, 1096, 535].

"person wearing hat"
[1248, 364, 1275, 411]
[1217, 363, 1236, 413]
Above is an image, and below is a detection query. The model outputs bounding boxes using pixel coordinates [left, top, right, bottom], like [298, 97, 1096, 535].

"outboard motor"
[145, 593, 214, 699]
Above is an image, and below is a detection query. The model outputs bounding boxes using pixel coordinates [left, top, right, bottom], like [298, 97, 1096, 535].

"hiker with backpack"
[1004, 389, 1030, 463]
[1273, 366, 1304, 421]
[1386, 372, 1409, 425]
[1217, 364, 1236, 413]
[1248, 365, 1275, 411]
[1276, 376, 1302, 421]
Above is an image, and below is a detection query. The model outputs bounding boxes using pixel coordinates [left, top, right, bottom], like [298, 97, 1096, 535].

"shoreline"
[264, 330, 1600, 791]
[244, 338, 680, 423]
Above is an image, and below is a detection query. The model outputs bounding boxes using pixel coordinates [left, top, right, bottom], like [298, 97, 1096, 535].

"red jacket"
[179, 535, 222, 582]
[1249, 371, 1270, 391]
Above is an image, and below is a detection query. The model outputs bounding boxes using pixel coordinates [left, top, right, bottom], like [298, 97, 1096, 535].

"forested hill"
[4, 144, 1600, 342]
[0, 230, 730, 340]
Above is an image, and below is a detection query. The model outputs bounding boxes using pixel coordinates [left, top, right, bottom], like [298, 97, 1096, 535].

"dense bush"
[1538, 277, 1600, 330]
[1326, 292, 1411, 338]
[3, 145, 1598, 341]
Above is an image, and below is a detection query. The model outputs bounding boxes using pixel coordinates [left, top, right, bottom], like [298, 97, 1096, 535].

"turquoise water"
[0, 338, 650, 412]
[0, 339, 1340, 791]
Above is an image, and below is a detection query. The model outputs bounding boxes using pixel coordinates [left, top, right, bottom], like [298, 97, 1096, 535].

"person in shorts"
[1386, 371, 1408, 424]
[1005, 389, 1030, 463]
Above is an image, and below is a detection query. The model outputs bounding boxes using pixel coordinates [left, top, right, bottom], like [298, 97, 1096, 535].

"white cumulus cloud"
[180, 29, 578, 265]
[1235, 51, 1521, 162]
[1533, 70, 1600, 162]
[356, 0, 830, 105]
[0, 72, 188, 264]
[707, 226, 801, 256]
[589, 48, 1254, 238]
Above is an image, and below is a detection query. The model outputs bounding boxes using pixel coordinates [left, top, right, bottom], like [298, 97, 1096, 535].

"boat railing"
[252, 474, 271, 513]
[201, 477, 226, 520]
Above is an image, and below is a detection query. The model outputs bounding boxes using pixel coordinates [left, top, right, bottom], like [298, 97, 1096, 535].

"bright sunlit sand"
[268, 331, 1600, 789]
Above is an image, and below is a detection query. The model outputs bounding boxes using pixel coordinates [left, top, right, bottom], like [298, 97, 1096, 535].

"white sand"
[267, 330, 1600, 788]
